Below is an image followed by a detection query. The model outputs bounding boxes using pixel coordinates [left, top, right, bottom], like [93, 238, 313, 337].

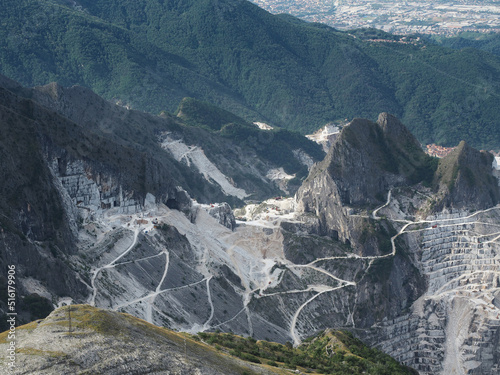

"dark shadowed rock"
[208, 202, 236, 230]
[432, 141, 500, 211]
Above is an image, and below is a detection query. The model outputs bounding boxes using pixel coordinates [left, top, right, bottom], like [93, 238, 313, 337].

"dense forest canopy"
[1, 0, 500, 148]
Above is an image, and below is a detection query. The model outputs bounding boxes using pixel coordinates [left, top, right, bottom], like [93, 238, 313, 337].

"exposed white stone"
[144, 193, 156, 210]
[306, 123, 341, 152]
[253, 121, 273, 130]
[293, 149, 315, 169]
[159, 134, 248, 199]
[374, 208, 500, 374]
[48, 158, 142, 221]
[20, 278, 52, 301]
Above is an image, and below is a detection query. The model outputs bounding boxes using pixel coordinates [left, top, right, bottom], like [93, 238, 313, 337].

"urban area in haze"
[250, 0, 500, 34]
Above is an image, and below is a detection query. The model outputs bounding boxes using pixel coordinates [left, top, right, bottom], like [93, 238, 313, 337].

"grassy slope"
[0, 305, 416, 375]
[197, 329, 418, 375]
[0, 305, 289, 374]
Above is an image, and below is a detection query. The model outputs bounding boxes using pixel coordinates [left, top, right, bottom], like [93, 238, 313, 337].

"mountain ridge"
[0, 75, 321, 326]
[1, 74, 500, 374]
[1, 0, 500, 147]
[0, 304, 418, 374]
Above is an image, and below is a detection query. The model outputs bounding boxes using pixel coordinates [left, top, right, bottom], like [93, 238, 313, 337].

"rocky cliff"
[296, 113, 434, 250]
[296, 112, 498, 251]
[0, 75, 320, 323]
[2, 76, 500, 374]
[0, 83, 89, 325]
[295, 113, 500, 373]
[432, 140, 500, 212]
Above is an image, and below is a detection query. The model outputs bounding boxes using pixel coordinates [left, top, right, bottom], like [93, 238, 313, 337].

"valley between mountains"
[0, 76, 500, 374]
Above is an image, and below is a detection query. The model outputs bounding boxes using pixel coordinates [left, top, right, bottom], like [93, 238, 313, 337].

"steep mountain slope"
[0, 75, 321, 325]
[1, 74, 500, 374]
[175, 97, 323, 184]
[0, 304, 418, 374]
[0, 305, 285, 374]
[296, 114, 500, 374]
[1, 0, 500, 147]
[432, 140, 500, 211]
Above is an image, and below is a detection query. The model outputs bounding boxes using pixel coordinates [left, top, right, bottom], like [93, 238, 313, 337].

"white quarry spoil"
[253, 121, 273, 130]
[159, 133, 248, 199]
[234, 197, 297, 224]
[79, 194, 382, 341]
[493, 157, 500, 185]
[42, 158, 500, 375]
[84, 201, 292, 334]
[265, 168, 295, 194]
[266, 168, 295, 182]
[21, 278, 53, 301]
[306, 123, 342, 152]
[292, 149, 315, 169]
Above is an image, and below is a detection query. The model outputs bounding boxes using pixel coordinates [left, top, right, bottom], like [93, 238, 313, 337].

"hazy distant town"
[250, 0, 500, 35]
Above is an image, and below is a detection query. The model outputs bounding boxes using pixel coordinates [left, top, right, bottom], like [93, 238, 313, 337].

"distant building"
[425, 144, 455, 158]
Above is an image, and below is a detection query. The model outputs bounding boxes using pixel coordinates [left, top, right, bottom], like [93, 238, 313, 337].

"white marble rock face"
[37, 116, 500, 375]
[368, 209, 500, 375]
[50, 159, 142, 221]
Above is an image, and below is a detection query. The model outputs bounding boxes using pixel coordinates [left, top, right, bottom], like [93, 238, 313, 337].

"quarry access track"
[287, 190, 500, 346]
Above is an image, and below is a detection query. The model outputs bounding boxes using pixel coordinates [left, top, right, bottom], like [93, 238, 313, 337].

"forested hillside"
[430, 31, 500, 58]
[1, 0, 500, 148]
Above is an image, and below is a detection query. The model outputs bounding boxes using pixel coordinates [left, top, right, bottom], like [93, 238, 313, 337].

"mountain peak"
[377, 112, 416, 143]
[433, 139, 500, 211]
[315, 114, 432, 208]
[454, 140, 472, 160]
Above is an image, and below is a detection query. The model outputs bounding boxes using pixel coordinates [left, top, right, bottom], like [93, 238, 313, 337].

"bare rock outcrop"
[208, 202, 236, 230]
